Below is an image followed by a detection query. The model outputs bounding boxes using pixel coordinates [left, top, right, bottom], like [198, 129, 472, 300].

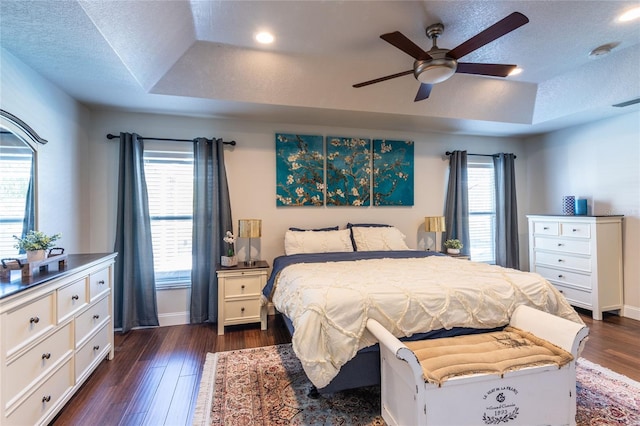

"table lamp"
[424, 216, 446, 252]
[238, 219, 262, 266]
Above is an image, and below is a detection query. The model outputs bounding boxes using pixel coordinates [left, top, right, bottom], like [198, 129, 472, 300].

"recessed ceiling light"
[508, 67, 523, 77]
[255, 31, 274, 44]
[618, 6, 640, 22]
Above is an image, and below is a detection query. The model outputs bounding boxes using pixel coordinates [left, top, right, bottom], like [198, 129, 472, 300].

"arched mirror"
[0, 109, 47, 256]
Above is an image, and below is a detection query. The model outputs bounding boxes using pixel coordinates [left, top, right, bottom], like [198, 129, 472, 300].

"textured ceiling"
[1, 0, 639, 136]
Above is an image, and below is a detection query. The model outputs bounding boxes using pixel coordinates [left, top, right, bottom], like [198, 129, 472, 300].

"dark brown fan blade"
[380, 31, 431, 60]
[414, 83, 433, 102]
[447, 12, 529, 60]
[456, 63, 516, 77]
[353, 70, 414, 88]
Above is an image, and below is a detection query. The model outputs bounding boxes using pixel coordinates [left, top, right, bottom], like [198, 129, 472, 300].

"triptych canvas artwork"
[276, 133, 414, 207]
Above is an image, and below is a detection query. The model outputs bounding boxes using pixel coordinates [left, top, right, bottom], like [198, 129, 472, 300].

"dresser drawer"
[223, 298, 261, 321]
[534, 237, 591, 255]
[75, 323, 110, 382]
[89, 268, 110, 302]
[535, 266, 592, 291]
[4, 322, 73, 407]
[57, 278, 88, 323]
[535, 251, 591, 272]
[560, 222, 591, 238]
[533, 221, 559, 236]
[4, 359, 73, 426]
[553, 284, 591, 307]
[75, 296, 110, 346]
[224, 275, 263, 298]
[4, 293, 55, 357]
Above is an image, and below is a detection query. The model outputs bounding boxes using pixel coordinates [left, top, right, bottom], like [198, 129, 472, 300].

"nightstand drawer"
[534, 221, 559, 236]
[75, 296, 109, 346]
[560, 222, 591, 238]
[4, 359, 73, 426]
[89, 268, 110, 302]
[224, 276, 263, 297]
[75, 323, 110, 381]
[535, 251, 591, 272]
[535, 266, 592, 290]
[4, 293, 55, 357]
[57, 278, 87, 323]
[553, 284, 591, 307]
[223, 299, 261, 321]
[534, 237, 591, 255]
[4, 322, 73, 406]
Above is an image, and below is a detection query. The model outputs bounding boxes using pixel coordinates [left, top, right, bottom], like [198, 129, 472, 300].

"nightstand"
[216, 260, 269, 335]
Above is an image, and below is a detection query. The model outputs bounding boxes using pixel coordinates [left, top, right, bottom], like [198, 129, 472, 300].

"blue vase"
[575, 198, 587, 215]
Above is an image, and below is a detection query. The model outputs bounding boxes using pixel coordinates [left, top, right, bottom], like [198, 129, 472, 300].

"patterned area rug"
[193, 344, 640, 426]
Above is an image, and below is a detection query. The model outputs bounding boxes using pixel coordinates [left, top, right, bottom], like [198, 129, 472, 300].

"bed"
[263, 224, 583, 394]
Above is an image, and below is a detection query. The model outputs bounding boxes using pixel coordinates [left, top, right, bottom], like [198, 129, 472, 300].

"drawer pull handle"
[572, 229, 578, 232]
[241, 307, 245, 313]
[98, 280, 105, 285]
[42, 352, 51, 360]
[93, 314, 100, 320]
[241, 285, 245, 290]
[30, 316, 40, 324]
[543, 227, 549, 230]
[558, 290, 564, 294]
[557, 243, 564, 247]
[558, 275, 564, 278]
[42, 395, 51, 403]
[72, 294, 79, 300]
[557, 259, 564, 262]
[93, 345, 100, 351]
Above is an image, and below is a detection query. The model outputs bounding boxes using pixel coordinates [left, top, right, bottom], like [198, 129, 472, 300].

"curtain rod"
[445, 151, 516, 159]
[106, 133, 236, 146]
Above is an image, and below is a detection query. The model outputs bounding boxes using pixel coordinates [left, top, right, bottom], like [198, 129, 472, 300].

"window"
[143, 147, 193, 288]
[467, 160, 496, 263]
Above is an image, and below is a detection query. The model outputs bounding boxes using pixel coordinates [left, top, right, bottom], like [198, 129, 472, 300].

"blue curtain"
[113, 133, 159, 333]
[191, 138, 232, 323]
[444, 150, 470, 254]
[494, 153, 519, 269]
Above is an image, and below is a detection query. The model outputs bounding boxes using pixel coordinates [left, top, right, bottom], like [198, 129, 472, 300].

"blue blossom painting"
[325, 136, 371, 206]
[276, 133, 324, 206]
[373, 139, 414, 206]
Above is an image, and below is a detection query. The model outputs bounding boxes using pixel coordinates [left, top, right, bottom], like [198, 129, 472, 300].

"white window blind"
[143, 149, 194, 288]
[468, 161, 496, 263]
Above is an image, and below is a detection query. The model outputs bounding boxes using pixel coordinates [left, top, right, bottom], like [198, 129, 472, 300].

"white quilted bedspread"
[271, 255, 583, 388]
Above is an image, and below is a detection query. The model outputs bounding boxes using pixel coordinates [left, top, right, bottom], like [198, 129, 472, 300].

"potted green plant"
[443, 239, 463, 254]
[13, 230, 61, 262]
[221, 231, 237, 267]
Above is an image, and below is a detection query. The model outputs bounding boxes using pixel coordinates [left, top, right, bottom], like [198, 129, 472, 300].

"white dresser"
[0, 253, 117, 425]
[527, 215, 623, 320]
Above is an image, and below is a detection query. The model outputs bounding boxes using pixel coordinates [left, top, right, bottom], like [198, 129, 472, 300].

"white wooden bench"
[366, 305, 588, 426]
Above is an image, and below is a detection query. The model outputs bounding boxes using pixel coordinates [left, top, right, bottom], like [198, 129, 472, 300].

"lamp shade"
[424, 216, 446, 233]
[238, 219, 262, 238]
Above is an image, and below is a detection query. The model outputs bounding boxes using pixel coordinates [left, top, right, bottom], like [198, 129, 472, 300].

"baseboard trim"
[158, 311, 190, 327]
[623, 304, 640, 321]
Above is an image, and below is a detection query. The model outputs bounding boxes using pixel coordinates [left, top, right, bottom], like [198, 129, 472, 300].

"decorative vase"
[447, 248, 460, 255]
[221, 255, 237, 267]
[26, 249, 47, 263]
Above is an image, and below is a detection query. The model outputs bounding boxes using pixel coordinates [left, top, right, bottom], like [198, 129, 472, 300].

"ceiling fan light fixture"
[414, 58, 457, 84]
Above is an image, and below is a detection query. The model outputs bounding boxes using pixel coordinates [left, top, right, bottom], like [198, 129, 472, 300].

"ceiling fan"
[353, 12, 529, 102]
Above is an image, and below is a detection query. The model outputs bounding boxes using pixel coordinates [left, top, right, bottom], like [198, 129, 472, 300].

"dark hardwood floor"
[51, 309, 640, 426]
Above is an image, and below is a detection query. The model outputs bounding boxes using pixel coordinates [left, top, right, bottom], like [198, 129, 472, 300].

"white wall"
[88, 110, 529, 323]
[524, 111, 640, 319]
[0, 48, 90, 253]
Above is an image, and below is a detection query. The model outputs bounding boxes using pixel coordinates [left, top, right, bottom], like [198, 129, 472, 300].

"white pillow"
[284, 229, 354, 255]
[351, 226, 410, 251]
